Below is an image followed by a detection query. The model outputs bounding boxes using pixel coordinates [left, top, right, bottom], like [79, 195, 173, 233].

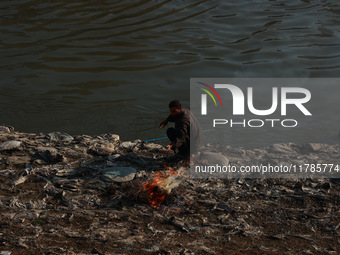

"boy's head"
[169, 100, 182, 116]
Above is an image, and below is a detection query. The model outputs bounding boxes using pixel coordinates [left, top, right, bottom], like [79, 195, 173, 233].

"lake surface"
[1, 0, 340, 147]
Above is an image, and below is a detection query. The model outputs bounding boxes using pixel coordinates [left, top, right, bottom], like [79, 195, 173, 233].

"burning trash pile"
[143, 164, 185, 209]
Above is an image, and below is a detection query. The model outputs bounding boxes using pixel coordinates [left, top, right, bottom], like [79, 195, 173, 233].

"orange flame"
[143, 165, 179, 209]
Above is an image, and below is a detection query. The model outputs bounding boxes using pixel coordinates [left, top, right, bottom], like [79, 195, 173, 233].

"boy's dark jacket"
[166, 108, 203, 153]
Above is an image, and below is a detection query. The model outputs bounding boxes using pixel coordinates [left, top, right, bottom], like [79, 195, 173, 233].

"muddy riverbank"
[0, 126, 339, 254]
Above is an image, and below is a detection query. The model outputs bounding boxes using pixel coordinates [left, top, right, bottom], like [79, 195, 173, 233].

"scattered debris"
[199, 151, 229, 165]
[119, 141, 137, 150]
[101, 167, 136, 182]
[0, 125, 14, 134]
[0, 127, 339, 254]
[46, 132, 74, 142]
[0, 141, 21, 151]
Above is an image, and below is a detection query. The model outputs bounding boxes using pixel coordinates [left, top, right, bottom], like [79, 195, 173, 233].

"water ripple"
[1, 0, 340, 142]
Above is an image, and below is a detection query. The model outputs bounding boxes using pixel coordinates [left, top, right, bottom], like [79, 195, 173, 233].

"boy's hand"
[165, 145, 172, 152]
[159, 120, 168, 128]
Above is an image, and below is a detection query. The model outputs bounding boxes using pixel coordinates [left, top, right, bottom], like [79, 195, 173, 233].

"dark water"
[1, 0, 340, 146]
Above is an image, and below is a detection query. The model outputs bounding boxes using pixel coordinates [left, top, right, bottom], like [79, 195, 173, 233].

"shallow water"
[1, 0, 340, 147]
